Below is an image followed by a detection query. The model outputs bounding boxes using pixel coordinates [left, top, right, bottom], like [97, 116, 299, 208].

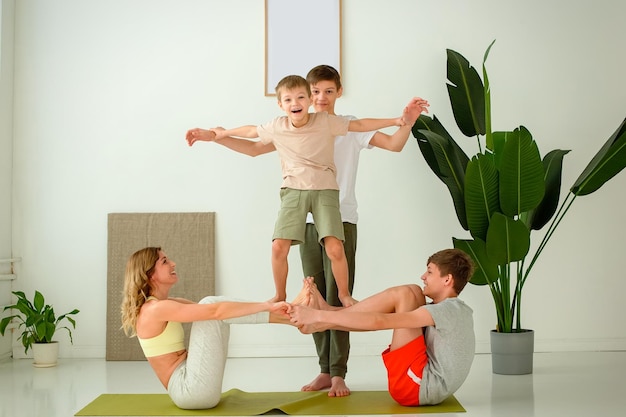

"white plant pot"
[32, 341, 59, 368]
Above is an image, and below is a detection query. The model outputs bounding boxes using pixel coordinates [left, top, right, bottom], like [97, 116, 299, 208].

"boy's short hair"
[306, 65, 342, 90]
[428, 249, 475, 295]
[275, 75, 311, 100]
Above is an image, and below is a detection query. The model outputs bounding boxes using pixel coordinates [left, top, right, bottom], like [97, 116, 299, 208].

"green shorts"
[273, 188, 345, 245]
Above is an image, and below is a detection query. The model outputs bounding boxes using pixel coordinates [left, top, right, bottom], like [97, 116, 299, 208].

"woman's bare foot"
[328, 376, 351, 397]
[301, 373, 331, 392]
[291, 277, 312, 306]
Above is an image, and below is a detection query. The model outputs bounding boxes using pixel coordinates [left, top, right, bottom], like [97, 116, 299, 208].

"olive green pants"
[299, 222, 357, 379]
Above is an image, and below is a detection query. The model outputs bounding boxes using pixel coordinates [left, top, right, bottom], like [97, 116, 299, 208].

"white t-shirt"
[306, 115, 375, 224]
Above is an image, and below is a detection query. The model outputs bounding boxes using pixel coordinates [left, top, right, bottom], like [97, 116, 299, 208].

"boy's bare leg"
[342, 284, 425, 314]
[269, 238, 292, 302]
[293, 284, 426, 336]
[295, 284, 426, 331]
[322, 236, 357, 307]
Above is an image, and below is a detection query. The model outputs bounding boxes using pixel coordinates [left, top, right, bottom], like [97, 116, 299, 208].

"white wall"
[7, 0, 626, 358]
[0, 0, 15, 360]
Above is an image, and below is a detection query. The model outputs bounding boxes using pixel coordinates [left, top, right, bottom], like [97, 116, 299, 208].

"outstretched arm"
[185, 128, 217, 146]
[289, 304, 434, 334]
[348, 117, 404, 132]
[347, 96, 428, 132]
[146, 299, 290, 324]
[369, 97, 430, 152]
[186, 126, 275, 157]
[215, 137, 276, 157]
[168, 297, 195, 304]
[215, 125, 259, 139]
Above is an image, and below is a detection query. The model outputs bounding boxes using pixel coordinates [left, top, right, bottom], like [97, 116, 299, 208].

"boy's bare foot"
[329, 376, 351, 397]
[301, 373, 331, 392]
[298, 322, 330, 334]
[309, 282, 338, 311]
[339, 294, 358, 307]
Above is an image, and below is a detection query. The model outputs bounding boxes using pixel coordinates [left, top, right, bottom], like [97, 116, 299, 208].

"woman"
[120, 247, 291, 409]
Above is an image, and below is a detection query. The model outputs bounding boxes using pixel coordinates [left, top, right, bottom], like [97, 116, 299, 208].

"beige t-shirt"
[257, 112, 350, 190]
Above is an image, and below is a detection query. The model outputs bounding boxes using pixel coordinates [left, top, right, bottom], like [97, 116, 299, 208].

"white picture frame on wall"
[265, 0, 342, 96]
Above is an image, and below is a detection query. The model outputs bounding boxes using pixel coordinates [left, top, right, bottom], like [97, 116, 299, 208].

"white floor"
[0, 351, 625, 417]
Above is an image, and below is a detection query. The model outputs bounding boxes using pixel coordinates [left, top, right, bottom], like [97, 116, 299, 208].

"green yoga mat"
[75, 388, 465, 416]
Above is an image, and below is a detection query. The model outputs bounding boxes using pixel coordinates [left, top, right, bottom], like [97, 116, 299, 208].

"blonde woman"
[121, 247, 292, 410]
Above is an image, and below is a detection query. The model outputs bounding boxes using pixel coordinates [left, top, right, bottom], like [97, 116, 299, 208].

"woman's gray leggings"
[166, 296, 269, 409]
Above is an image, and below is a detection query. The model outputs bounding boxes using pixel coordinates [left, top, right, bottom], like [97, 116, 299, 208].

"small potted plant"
[0, 290, 79, 367]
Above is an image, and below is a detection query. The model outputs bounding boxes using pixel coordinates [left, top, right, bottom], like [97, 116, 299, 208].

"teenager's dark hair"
[428, 249, 475, 294]
[306, 65, 342, 90]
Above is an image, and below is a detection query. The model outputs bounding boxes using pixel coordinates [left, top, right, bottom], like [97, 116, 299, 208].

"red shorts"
[381, 336, 428, 406]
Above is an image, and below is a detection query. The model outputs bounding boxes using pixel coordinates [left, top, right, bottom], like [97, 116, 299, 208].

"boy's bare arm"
[212, 125, 276, 156]
[289, 304, 434, 333]
[214, 125, 259, 140]
[186, 126, 275, 156]
[348, 97, 428, 132]
[348, 117, 403, 132]
[368, 125, 413, 152]
[369, 97, 430, 152]
[186, 128, 216, 146]
[214, 137, 276, 157]
[402, 97, 429, 125]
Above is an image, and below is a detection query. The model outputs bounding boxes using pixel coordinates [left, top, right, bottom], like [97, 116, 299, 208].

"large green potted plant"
[0, 290, 79, 367]
[412, 41, 626, 374]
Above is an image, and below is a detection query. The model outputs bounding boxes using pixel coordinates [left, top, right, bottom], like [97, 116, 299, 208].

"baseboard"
[475, 336, 626, 354]
[10, 338, 622, 360]
[534, 337, 626, 352]
[229, 337, 626, 358]
[11, 345, 105, 359]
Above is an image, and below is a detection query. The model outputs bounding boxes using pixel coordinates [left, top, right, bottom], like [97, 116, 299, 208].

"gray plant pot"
[490, 329, 534, 375]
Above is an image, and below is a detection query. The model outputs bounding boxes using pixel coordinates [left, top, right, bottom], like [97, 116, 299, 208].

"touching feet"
[291, 277, 312, 306]
[307, 278, 337, 311]
[288, 276, 357, 308]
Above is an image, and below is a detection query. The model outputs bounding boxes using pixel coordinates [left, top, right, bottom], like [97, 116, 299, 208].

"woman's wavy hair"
[120, 246, 161, 337]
